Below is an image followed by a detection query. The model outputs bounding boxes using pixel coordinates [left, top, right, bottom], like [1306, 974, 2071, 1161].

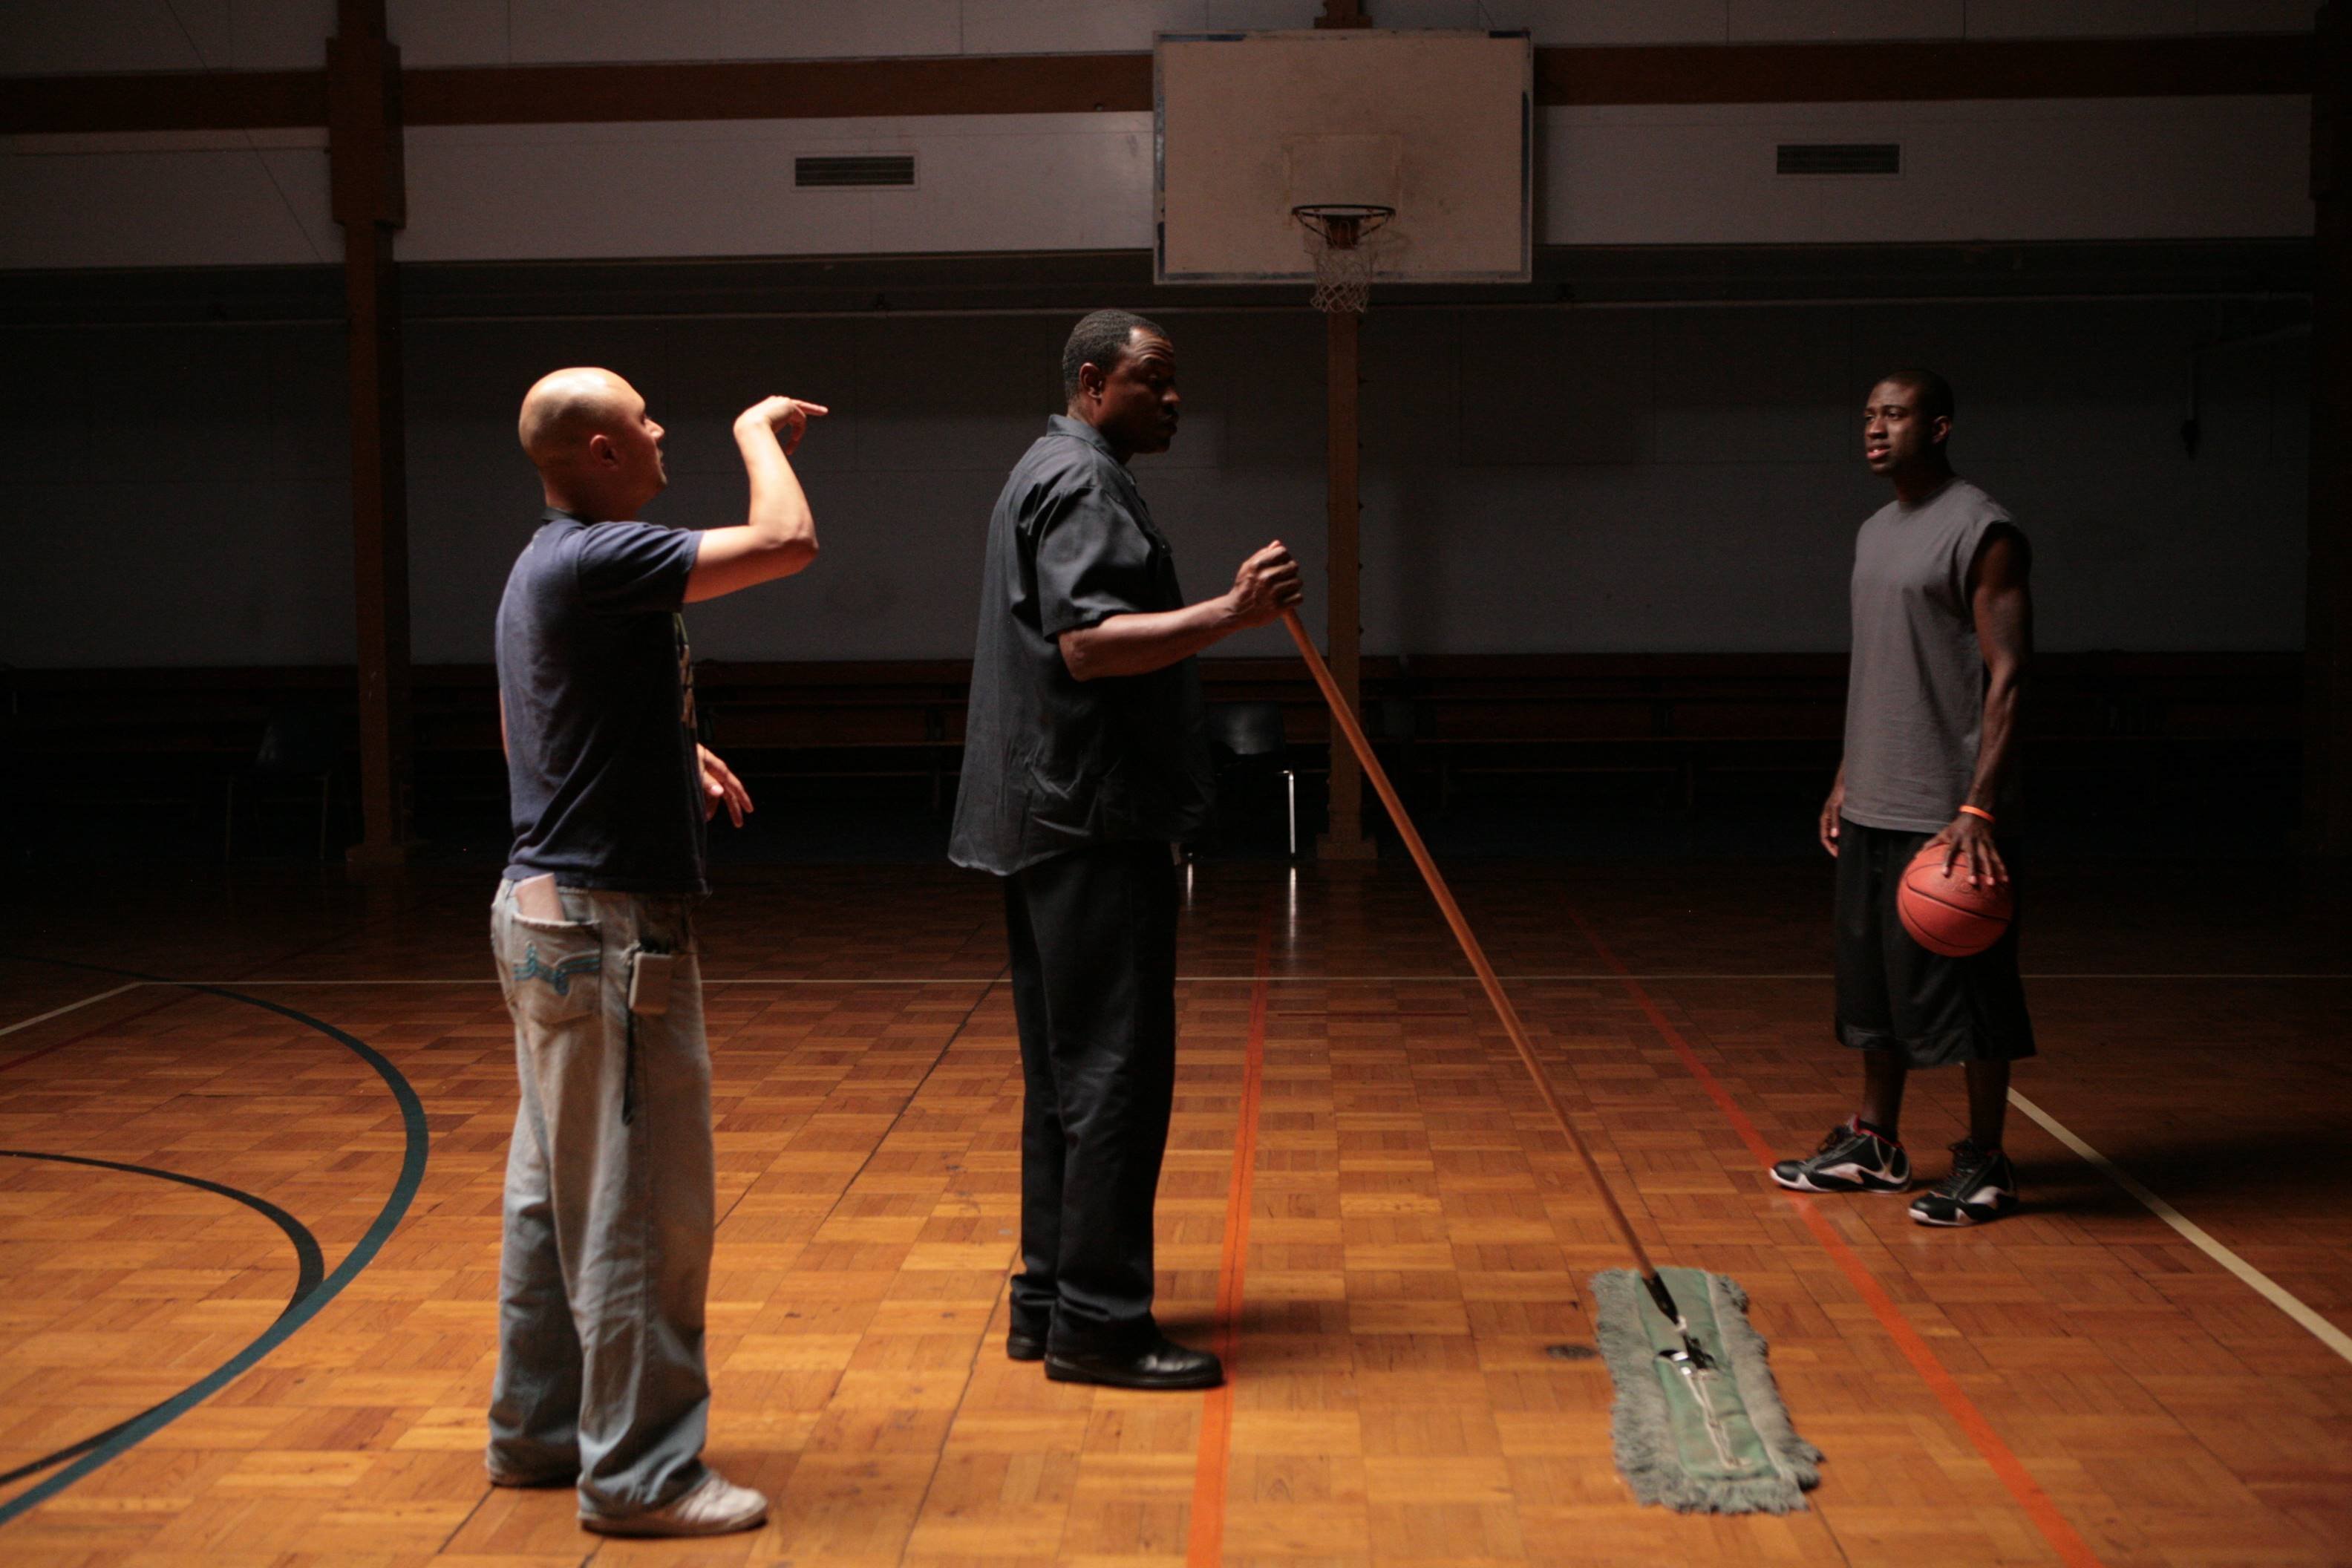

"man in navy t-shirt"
[486, 367, 826, 1538]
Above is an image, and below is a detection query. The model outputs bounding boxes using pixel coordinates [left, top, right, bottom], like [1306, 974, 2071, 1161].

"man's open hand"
[1226, 540, 1304, 630]
[1925, 811, 2007, 889]
[698, 744, 752, 827]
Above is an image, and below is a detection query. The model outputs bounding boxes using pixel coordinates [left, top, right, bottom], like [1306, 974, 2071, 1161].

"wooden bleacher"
[1, 653, 2303, 835]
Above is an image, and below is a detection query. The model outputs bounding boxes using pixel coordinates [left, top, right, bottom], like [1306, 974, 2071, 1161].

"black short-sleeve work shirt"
[949, 416, 1213, 876]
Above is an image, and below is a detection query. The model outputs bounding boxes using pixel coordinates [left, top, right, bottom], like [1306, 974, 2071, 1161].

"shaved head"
[519, 366, 636, 467]
[518, 366, 668, 518]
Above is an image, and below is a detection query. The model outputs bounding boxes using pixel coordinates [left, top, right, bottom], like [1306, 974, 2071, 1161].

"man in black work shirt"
[951, 310, 1301, 1390]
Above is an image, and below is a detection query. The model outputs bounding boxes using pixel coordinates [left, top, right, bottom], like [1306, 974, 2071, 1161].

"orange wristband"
[1958, 805, 1996, 824]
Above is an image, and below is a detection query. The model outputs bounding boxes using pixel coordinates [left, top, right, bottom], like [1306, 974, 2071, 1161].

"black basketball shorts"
[1834, 817, 2036, 1067]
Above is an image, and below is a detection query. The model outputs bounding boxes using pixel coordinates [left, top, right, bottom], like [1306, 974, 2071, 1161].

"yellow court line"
[2008, 1089, 2352, 1367]
[0, 983, 144, 1037]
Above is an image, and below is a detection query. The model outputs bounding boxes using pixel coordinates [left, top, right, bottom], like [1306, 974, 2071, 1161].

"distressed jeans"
[486, 880, 714, 1519]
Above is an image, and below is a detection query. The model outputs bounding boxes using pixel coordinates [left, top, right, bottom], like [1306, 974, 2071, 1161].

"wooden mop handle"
[1280, 608, 1663, 1281]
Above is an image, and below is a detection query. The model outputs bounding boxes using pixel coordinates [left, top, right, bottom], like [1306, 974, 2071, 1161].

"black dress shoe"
[1044, 1336, 1223, 1391]
[1005, 1330, 1045, 1362]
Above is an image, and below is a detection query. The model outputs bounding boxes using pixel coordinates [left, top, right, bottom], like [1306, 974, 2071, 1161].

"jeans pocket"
[504, 909, 605, 1025]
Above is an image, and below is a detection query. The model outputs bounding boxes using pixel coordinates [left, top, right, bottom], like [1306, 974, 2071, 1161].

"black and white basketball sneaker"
[1771, 1117, 1912, 1194]
[1908, 1138, 2019, 1226]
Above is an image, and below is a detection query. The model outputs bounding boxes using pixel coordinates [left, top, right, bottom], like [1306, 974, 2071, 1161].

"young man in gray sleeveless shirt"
[1771, 370, 2036, 1226]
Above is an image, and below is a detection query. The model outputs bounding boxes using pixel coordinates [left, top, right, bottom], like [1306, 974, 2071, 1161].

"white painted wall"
[398, 114, 1154, 261]
[0, 93, 2313, 270]
[0, 296, 2307, 667]
[0, 0, 2315, 74]
[1542, 96, 2312, 246]
[0, 130, 336, 270]
[0, 0, 2314, 267]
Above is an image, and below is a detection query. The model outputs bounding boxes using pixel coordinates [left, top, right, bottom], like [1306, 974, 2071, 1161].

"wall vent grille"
[1776, 143, 1901, 176]
[795, 154, 917, 189]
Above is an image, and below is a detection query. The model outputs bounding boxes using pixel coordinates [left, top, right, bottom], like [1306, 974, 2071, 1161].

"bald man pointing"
[486, 369, 824, 1537]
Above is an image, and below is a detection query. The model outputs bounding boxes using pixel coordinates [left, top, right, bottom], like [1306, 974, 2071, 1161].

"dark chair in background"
[224, 709, 350, 860]
[1205, 701, 1297, 857]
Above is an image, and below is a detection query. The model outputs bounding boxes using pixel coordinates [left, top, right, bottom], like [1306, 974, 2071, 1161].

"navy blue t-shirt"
[497, 508, 706, 894]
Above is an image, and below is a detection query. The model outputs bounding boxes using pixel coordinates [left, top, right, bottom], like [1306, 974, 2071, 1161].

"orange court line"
[1564, 906, 2108, 1568]
[1185, 906, 1273, 1568]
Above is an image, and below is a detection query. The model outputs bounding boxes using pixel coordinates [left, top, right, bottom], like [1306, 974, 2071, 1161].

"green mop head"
[1591, 1266, 1822, 1513]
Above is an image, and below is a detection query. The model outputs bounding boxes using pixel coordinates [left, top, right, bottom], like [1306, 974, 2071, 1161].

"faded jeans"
[486, 879, 714, 1518]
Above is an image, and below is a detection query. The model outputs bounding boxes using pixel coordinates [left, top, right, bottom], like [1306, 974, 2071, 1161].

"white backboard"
[1155, 30, 1532, 287]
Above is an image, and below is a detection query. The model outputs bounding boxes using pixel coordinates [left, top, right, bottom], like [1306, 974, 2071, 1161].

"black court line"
[0, 1150, 327, 1489]
[0, 957, 430, 1529]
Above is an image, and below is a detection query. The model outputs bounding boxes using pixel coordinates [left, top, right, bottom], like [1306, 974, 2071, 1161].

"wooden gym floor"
[1, 857, 2347, 1568]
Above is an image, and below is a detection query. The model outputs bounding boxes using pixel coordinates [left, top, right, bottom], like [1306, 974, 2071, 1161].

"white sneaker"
[581, 1472, 769, 1538]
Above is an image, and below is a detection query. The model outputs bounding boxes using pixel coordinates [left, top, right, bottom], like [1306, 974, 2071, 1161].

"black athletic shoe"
[1909, 1139, 2019, 1226]
[1044, 1335, 1223, 1391]
[1005, 1330, 1045, 1362]
[1771, 1117, 1912, 1194]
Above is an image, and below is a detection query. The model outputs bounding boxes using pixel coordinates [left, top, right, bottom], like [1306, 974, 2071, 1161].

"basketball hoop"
[1293, 203, 1393, 315]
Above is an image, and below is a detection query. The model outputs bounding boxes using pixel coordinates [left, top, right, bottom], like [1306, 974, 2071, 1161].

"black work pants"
[1003, 840, 1179, 1356]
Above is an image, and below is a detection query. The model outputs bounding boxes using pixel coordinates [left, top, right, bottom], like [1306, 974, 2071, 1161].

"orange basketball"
[1896, 841, 2013, 958]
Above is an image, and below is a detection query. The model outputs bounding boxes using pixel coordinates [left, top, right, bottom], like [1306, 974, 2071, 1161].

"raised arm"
[1059, 541, 1302, 682]
[684, 396, 829, 604]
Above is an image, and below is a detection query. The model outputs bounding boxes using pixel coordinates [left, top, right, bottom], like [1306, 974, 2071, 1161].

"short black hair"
[1062, 309, 1166, 401]
[1878, 368, 1955, 425]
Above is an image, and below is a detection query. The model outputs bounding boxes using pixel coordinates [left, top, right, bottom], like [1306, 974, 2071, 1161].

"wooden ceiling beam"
[0, 33, 2313, 137]
[1535, 34, 2315, 104]
[407, 51, 1152, 124]
[1, 69, 327, 133]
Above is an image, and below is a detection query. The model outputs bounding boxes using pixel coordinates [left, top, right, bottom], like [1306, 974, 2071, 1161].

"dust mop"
[1280, 610, 1821, 1513]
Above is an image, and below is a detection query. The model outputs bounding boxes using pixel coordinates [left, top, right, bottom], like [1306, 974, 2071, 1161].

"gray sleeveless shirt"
[1840, 477, 2021, 834]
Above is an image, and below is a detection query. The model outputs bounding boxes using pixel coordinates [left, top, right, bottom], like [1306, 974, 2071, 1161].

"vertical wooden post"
[1311, 0, 1376, 860]
[1326, 307, 1373, 865]
[1319, 307, 1376, 860]
[2307, 1, 2351, 855]
[330, 0, 411, 869]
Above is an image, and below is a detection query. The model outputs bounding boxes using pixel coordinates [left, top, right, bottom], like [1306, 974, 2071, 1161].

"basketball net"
[1294, 204, 1393, 316]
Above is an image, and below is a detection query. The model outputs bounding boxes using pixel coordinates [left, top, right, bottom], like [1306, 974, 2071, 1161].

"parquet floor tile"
[1, 860, 2346, 1565]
